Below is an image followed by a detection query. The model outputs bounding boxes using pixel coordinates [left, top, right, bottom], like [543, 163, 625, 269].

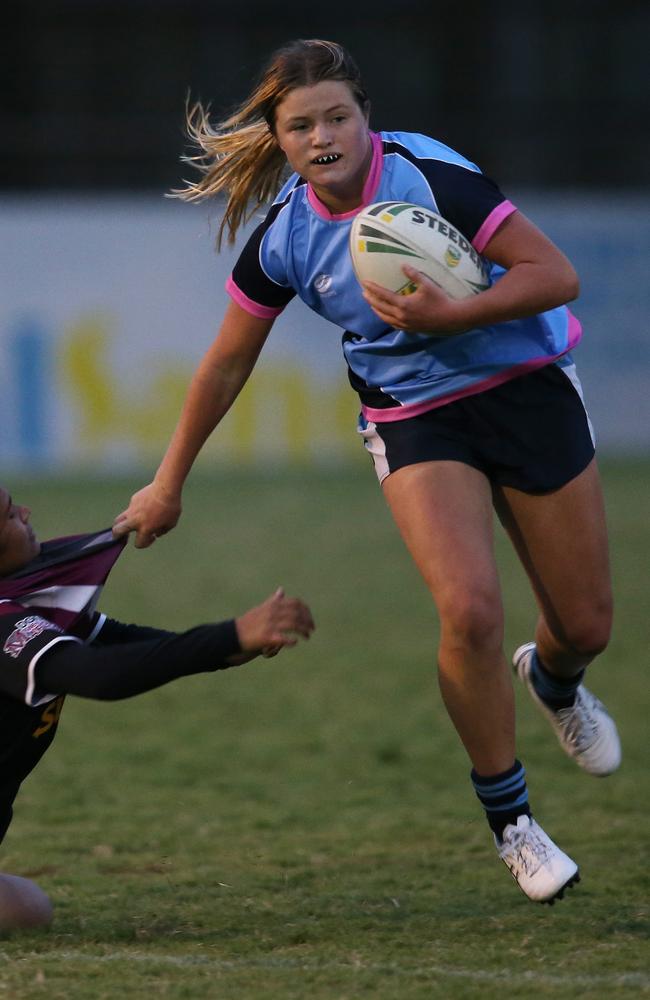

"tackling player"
[0, 485, 314, 929]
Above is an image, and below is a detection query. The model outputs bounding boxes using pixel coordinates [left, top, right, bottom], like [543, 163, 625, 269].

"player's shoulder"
[0, 601, 63, 675]
[274, 171, 307, 206]
[259, 173, 308, 231]
[379, 130, 481, 173]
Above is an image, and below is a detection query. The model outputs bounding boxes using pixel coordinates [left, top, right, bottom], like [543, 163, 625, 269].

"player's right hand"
[112, 482, 182, 549]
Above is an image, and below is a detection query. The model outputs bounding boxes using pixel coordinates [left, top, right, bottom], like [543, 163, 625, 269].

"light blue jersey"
[228, 131, 581, 421]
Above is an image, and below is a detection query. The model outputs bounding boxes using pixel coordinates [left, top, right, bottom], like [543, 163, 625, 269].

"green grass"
[1, 461, 648, 998]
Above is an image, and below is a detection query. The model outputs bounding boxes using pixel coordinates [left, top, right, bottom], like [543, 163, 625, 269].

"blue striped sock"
[471, 759, 530, 839]
[530, 650, 584, 709]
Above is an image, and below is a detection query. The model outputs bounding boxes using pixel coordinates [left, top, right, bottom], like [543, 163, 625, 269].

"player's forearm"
[112, 307, 273, 546]
[453, 209, 580, 331]
[154, 309, 271, 494]
[451, 260, 579, 331]
[36, 622, 241, 701]
[154, 359, 249, 493]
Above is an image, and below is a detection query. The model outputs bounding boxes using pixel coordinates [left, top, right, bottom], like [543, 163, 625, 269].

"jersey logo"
[314, 273, 334, 296]
[3, 615, 61, 659]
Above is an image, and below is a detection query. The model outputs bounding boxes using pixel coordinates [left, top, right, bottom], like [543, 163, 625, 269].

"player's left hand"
[362, 265, 470, 335]
[226, 587, 315, 665]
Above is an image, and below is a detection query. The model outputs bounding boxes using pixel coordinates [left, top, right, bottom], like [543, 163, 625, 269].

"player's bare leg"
[382, 459, 580, 902]
[382, 460, 513, 775]
[495, 458, 620, 775]
[496, 458, 612, 672]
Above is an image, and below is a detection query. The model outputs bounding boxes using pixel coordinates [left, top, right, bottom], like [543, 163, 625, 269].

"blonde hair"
[172, 39, 369, 246]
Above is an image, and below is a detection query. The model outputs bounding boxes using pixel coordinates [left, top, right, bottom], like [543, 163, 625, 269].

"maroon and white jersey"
[0, 530, 126, 842]
[0, 529, 126, 707]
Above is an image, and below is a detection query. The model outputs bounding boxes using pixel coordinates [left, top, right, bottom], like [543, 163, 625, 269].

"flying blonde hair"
[172, 39, 369, 246]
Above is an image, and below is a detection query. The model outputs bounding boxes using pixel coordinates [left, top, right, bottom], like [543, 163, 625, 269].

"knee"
[556, 599, 613, 659]
[564, 623, 611, 659]
[438, 589, 504, 654]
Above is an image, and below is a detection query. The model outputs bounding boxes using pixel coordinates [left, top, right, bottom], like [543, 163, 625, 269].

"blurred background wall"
[1, 0, 649, 471]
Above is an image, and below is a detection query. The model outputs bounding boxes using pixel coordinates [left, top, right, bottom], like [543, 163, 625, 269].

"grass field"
[1, 461, 648, 999]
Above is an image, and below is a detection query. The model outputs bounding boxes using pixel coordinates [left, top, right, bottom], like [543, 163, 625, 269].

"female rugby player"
[114, 39, 620, 904]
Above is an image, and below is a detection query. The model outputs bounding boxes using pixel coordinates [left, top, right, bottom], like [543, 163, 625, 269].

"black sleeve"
[229, 190, 300, 312]
[428, 163, 509, 245]
[93, 616, 174, 645]
[388, 138, 510, 245]
[35, 621, 242, 701]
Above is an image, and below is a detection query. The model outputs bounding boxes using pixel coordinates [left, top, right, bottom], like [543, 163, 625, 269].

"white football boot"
[513, 642, 622, 776]
[496, 815, 579, 904]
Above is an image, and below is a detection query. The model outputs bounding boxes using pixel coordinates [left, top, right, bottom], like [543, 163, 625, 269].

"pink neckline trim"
[306, 131, 383, 221]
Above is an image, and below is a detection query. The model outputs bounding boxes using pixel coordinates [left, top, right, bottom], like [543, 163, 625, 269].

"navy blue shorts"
[358, 362, 595, 493]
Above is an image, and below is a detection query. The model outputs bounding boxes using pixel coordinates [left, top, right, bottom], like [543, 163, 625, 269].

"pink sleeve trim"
[472, 200, 517, 253]
[225, 275, 286, 319]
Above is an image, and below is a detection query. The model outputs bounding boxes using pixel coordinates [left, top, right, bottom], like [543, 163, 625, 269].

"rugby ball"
[350, 201, 490, 300]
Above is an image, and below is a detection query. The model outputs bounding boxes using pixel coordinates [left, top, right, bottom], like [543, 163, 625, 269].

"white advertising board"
[1, 193, 648, 472]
